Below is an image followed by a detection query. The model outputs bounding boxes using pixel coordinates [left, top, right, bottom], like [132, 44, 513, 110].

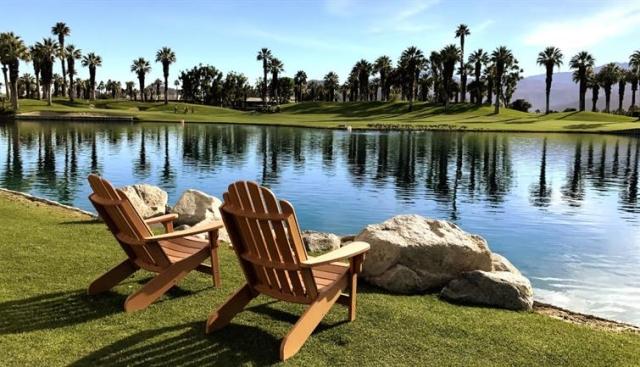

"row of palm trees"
[131, 47, 176, 103]
[537, 47, 640, 114]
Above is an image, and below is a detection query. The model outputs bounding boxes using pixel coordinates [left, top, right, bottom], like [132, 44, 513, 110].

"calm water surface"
[1, 120, 639, 325]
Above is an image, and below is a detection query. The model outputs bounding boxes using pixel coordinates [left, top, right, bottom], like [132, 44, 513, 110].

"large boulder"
[302, 231, 341, 252]
[440, 270, 534, 311]
[120, 184, 168, 218]
[172, 189, 222, 226]
[356, 215, 492, 293]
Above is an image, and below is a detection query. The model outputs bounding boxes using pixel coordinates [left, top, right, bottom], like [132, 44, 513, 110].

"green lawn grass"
[13, 98, 640, 133]
[1, 191, 639, 366]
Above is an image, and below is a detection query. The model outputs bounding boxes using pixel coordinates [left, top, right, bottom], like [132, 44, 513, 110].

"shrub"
[563, 108, 577, 112]
[509, 99, 532, 112]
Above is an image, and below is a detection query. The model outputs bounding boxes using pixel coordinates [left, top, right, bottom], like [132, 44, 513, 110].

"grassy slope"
[0, 192, 639, 366]
[15, 98, 640, 133]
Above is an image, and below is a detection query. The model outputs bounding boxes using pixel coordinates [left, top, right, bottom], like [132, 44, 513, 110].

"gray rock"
[440, 270, 534, 311]
[120, 184, 168, 218]
[302, 230, 342, 252]
[172, 189, 222, 226]
[356, 215, 492, 293]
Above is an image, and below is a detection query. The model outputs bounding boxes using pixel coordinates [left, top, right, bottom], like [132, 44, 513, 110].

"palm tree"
[440, 44, 461, 111]
[569, 51, 595, 111]
[293, 70, 307, 102]
[536, 46, 563, 114]
[256, 48, 272, 103]
[65, 45, 81, 101]
[373, 55, 392, 101]
[455, 24, 471, 102]
[29, 45, 42, 99]
[35, 38, 58, 106]
[399, 46, 425, 110]
[354, 59, 372, 102]
[173, 79, 180, 100]
[125, 81, 135, 100]
[51, 22, 70, 96]
[629, 50, 640, 110]
[269, 57, 284, 104]
[618, 70, 628, 113]
[0, 32, 29, 109]
[468, 49, 488, 106]
[588, 70, 599, 112]
[323, 71, 339, 101]
[155, 47, 176, 105]
[81, 52, 102, 101]
[131, 57, 151, 102]
[597, 62, 621, 113]
[491, 46, 514, 114]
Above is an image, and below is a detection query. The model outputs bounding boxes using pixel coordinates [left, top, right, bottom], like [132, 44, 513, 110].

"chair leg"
[209, 230, 221, 288]
[348, 272, 358, 322]
[280, 282, 342, 361]
[206, 283, 256, 334]
[88, 259, 139, 295]
[124, 249, 209, 312]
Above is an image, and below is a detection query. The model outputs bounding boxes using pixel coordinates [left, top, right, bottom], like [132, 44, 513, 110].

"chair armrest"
[145, 213, 179, 225]
[300, 241, 370, 268]
[144, 220, 224, 242]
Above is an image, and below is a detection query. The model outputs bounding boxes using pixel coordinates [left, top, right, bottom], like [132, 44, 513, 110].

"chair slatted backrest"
[88, 174, 171, 270]
[221, 181, 318, 304]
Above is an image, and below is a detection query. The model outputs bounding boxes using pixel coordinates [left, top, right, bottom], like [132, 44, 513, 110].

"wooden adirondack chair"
[87, 174, 223, 312]
[205, 181, 370, 360]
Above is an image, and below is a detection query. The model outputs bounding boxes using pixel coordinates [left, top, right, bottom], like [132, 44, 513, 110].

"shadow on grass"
[564, 123, 608, 130]
[0, 290, 123, 334]
[69, 322, 281, 366]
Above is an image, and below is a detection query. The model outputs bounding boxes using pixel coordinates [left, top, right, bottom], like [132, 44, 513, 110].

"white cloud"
[238, 26, 372, 53]
[524, 5, 640, 54]
[324, 0, 353, 16]
[473, 19, 494, 34]
[367, 0, 441, 34]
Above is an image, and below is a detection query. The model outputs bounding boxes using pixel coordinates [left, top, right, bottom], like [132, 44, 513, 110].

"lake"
[1, 120, 639, 325]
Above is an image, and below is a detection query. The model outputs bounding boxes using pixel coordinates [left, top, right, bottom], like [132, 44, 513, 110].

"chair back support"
[221, 181, 318, 303]
[88, 174, 170, 269]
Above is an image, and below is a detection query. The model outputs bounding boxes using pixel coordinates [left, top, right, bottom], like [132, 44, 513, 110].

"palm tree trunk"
[164, 74, 169, 105]
[2, 65, 10, 100]
[47, 83, 52, 106]
[605, 89, 611, 113]
[35, 74, 41, 100]
[632, 86, 637, 110]
[494, 77, 501, 114]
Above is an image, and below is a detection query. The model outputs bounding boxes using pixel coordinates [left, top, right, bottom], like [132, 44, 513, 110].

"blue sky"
[4, 0, 640, 85]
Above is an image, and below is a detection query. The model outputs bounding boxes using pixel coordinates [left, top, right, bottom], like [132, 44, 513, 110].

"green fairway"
[13, 98, 640, 133]
[1, 191, 639, 366]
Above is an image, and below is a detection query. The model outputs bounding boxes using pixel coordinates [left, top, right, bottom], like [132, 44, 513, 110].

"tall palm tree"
[569, 51, 595, 111]
[35, 38, 58, 106]
[51, 22, 70, 96]
[131, 57, 151, 102]
[629, 50, 640, 110]
[256, 48, 272, 103]
[455, 24, 471, 102]
[399, 46, 425, 110]
[293, 70, 307, 102]
[596, 62, 621, 113]
[587, 70, 599, 112]
[490, 46, 514, 114]
[81, 52, 102, 101]
[536, 46, 563, 114]
[618, 70, 628, 113]
[29, 45, 42, 99]
[468, 49, 488, 106]
[269, 57, 284, 104]
[354, 59, 372, 102]
[323, 71, 339, 101]
[440, 44, 461, 111]
[65, 45, 81, 101]
[155, 47, 176, 105]
[373, 55, 392, 101]
[0, 32, 29, 109]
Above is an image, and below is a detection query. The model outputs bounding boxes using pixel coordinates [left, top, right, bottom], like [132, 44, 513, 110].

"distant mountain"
[513, 62, 634, 112]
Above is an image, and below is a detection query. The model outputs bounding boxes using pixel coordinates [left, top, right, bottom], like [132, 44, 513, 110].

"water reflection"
[1, 121, 640, 324]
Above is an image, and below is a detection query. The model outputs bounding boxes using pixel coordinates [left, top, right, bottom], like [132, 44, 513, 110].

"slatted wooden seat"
[205, 181, 370, 361]
[87, 174, 223, 312]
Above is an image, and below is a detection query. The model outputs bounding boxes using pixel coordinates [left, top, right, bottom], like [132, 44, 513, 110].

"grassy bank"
[14, 98, 640, 133]
[1, 191, 639, 366]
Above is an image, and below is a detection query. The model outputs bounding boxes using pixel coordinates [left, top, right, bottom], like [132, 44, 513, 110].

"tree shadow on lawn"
[70, 301, 349, 367]
[0, 290, 124, 334]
